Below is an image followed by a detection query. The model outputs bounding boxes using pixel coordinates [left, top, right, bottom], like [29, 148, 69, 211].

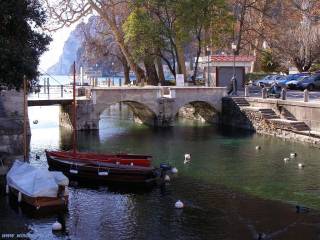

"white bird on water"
[184, 153, 191, 164]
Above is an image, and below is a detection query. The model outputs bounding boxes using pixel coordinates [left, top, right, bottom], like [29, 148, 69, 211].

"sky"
[39, 25, 76, 73]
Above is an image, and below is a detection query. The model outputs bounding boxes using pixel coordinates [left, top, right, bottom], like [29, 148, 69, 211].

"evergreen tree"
[0, 0, 51, 90]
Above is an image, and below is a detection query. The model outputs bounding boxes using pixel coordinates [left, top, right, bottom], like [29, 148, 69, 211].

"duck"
[184, 153, 191, 164]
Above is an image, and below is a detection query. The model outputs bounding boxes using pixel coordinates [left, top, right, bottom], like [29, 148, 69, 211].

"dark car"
[286, 76, 309, 90]
[296, 74, 320, 91]
[277, 73, 310, 88]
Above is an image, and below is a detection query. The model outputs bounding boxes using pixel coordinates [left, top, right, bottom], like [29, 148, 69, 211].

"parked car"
[277, 73, 310, 88]
[255, 75, 284, 87]
[286, 76, 309, 90]
[296, 74, 320, 91]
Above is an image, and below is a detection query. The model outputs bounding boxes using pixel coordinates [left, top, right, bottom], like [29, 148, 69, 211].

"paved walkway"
[239, 88, 320, 103]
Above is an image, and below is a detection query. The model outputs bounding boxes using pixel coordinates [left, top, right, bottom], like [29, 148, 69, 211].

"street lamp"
[111, 62, 114, 86]
[206, 46, 210, 87]
[231, 42, 237, 95]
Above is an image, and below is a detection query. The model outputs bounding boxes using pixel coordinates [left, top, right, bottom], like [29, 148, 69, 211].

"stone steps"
[258, 108, 280, 119]
[290, 121, 310, 131]
[232, 98, 250, 107]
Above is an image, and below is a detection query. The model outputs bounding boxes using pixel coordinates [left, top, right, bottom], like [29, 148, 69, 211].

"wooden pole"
[72, 62, 77, 155]
[23, 76, 27, 161]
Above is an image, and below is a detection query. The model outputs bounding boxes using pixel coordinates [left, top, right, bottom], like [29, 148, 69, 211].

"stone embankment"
[0, 90, 29, 177]
[222, 97, 320, 146]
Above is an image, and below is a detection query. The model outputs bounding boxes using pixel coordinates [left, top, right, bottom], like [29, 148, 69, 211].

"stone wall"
[0, 90, 30, 156]
[222, 97, 320, 146]
[246, 98, 320, 131]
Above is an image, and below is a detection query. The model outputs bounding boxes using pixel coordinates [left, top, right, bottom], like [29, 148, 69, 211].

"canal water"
[1, 105, 320, 239]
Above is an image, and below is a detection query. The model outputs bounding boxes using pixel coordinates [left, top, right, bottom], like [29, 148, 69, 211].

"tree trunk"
[144, 57, 159, 86]
[294, 58, 311, 72]
[88, 1, 145, 83]
[155, 55, 165, 85]
[175, 38, 187, 81]
[192, 28, 202, 84]
[123, 63, 130, 85]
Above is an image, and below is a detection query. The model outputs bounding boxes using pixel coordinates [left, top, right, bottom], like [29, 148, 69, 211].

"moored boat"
[46, 150, 159, 185]
[6, 160, 69, 209]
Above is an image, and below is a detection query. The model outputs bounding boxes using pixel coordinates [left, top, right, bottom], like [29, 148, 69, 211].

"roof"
[210, 55, 256, 62]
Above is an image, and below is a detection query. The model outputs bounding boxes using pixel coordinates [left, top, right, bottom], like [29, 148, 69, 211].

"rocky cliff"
[47, 23, 86, 75]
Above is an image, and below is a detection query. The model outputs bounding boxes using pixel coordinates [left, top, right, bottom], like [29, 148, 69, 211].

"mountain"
[47, 23, 86, 75]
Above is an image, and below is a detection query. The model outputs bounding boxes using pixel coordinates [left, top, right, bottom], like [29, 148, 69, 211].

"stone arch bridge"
[60, 87, 227, 130]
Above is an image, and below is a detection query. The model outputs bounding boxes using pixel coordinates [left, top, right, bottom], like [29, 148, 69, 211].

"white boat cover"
[6, 160, 69, 198]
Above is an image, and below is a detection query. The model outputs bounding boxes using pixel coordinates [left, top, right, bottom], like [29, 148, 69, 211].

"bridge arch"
[175, 101, 219, 123]
[96, 100, 158, 126]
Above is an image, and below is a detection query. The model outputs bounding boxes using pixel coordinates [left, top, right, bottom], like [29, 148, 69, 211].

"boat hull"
[7, 186, 68, 210]
[46, 154, 159, 185]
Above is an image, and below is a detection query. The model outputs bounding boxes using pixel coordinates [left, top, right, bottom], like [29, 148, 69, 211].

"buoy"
[175, 200, 184, 209]
[171, 167, 178, 174]
[284, 157, 290, 163]
[256, 146, 261, 150]
[18, 192, 22, 203]
[164, 175, 170, 182]
[5, 185, 9, 194]
[52, 221, 62, 231]
[290, 153, 297, 158]
[298, 163, 305, 168]
[33, 120, 38, 124]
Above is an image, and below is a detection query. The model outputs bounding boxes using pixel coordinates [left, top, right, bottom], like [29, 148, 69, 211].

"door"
[217, 67, 245, 89]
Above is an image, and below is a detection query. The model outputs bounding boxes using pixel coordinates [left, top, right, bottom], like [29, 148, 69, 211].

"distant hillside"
[47, 23, 85, 75]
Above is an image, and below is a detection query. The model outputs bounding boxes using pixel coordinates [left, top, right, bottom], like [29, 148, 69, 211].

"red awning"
[210, 55, 256, 62]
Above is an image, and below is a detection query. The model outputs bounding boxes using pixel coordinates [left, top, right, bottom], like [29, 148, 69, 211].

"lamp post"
[111, 62, 114, 86]
[231, 42, 237, 95]
[206, 46, 210, 87]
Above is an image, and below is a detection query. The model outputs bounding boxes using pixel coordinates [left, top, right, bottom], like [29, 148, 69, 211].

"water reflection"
[1, 105, 320, 239]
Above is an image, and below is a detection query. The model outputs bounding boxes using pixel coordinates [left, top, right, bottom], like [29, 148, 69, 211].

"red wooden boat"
[46, 151, 158, 184]
[45, 63, 159, 185]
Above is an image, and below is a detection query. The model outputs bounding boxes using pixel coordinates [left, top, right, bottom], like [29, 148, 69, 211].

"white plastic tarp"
[6, 160, 69, 198]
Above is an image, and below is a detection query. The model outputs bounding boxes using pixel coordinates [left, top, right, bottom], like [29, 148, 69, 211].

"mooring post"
[245, 85, 249, 97]
[304, 89, 309, 102]
[281, 88, 287, 100]
[262, 88, 267, 99]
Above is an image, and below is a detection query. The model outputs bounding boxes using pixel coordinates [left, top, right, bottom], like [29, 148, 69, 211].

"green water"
[2, 105, 318, 239]
[29, 105, 320, 210]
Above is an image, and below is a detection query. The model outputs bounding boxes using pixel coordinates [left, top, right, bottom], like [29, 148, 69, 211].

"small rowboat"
[6, 160, 69, 209]
[46, 150, 159, 185]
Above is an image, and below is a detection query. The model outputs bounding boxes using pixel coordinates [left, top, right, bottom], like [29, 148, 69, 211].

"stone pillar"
[157, 98, 175, 127]
[262, 88, 267, 99]
[281, 88, 287, 100]
[60, 101, 100, 131]
[304, 89, 309, 102]
[245, 85, 250, 97]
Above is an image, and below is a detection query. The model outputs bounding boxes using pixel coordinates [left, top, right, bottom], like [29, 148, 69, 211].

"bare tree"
[266, 0, 320, 72]
[43, 0, 145, 82]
